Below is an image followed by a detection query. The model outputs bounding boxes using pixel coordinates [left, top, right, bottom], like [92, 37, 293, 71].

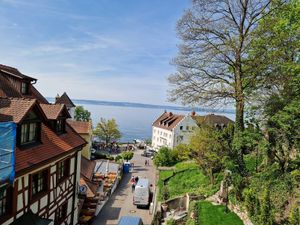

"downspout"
[71, 148, 80, 225]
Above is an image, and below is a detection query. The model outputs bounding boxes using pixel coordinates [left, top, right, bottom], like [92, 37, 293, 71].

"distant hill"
[47, 97, 235, 114]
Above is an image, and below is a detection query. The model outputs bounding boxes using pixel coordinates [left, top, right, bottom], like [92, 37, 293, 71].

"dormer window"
[19, 111, 41, 146]
[56, 119, 66, 134]
[21, 122, 37, 144]
[21, 82, 29, 95]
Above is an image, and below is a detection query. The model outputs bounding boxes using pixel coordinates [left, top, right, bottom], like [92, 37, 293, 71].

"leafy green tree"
[74, 106, 91, 122]
[172, 144, 191, 161]
[153, 147, 179, 167]
[247, 0, 300, 172]
[121, 151, 134, 162]
[93, 118, 121, 145]
[189, 126, 225, 184]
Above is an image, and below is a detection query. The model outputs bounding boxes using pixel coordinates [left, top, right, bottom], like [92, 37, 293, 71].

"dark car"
[142, 149, 156, 157]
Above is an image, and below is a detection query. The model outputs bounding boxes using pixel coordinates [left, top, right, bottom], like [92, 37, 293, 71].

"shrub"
[162, 185, 170, 202]
[154, 147, 179, 167]
[121, 151, 134, 161]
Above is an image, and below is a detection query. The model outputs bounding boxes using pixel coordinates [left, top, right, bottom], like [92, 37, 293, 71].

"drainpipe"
[71, 149, 79, 225]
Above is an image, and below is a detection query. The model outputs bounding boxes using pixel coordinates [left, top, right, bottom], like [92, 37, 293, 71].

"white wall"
[151, 115, 198, 150]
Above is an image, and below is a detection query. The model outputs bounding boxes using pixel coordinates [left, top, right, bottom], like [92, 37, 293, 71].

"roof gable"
[55, 92, 75, 108]
[40, 104, 71, 120]
[0, 98, 46, 124]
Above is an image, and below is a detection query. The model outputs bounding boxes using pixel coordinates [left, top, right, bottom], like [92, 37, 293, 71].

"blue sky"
[0, 0, 190, 105]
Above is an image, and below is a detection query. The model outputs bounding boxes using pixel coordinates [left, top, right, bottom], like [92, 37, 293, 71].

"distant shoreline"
[47, 97, 235, 114]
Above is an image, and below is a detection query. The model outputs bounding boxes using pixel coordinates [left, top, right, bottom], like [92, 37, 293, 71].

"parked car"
[142, 149, 156, 157]
[133, 178, 151, 208]
[118, 216, 143, 225]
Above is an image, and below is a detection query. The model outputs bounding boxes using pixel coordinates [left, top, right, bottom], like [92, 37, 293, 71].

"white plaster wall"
[172, 116, 198, 148]
[152, 126, 173, 150]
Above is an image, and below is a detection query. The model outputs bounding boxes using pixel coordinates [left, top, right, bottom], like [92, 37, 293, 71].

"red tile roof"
[40, 103, 70, 120]
[81, 156, 96, 180]
[0, 98, 36, 123]
[16, 124, 86, 173]
[152, 111, 185, 131]
[67, 119, 91, 134]
[55, 92, 76, 108]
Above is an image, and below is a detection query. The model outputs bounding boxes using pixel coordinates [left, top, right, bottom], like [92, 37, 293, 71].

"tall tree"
[168, 0, 273, 173]
[74, 106, 91, 122]
[93, 118, 121, 145]
[248, 0, 300, 171]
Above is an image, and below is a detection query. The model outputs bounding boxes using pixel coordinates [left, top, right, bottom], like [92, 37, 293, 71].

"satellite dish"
[79, 185, 88, 194]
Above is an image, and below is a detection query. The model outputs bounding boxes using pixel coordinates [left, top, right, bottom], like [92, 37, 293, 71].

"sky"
[0, 0, 190, 105]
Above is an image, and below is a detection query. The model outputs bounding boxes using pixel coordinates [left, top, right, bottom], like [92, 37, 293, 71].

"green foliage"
[153, 147, 179, 167]
[243, 188, 258, 217]
[114, 155, 123, 162]
[166, 219, 175, 225]
[121, 151, 134, 162]
[173, 144, 191, 161]
[175, 161, 199, 172]
[93, 118, 121, 145]
[259, 189, 274, 225]
[197, 201, 243, 225]
[161, 185, 170, 202]
[158, 161, 221, 201]
[289, 206, 300, 225]
[74, 106, 91, 122]
[93, 152, 114, 160]
[189, 126, 226, 182]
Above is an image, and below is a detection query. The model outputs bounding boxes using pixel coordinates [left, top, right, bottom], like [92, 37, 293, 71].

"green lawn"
[158, 161, 221, 200]
[198, 201, 243, 225]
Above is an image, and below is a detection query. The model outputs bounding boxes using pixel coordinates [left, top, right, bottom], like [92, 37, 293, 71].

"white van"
[133, 178, 150, 207]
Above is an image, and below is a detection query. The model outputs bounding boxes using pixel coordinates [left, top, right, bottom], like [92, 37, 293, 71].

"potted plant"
[161, 185, 170, 211]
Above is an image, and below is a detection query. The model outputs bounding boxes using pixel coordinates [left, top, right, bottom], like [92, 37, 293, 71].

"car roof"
[136, 178, 149, 187]
[118, 216, 142, 225]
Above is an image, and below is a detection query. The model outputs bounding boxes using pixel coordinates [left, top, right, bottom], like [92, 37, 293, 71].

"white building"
[152, 111, 234, 150]
[151, 111, 198, 150]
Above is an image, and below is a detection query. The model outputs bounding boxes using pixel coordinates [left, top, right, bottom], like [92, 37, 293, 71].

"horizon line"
[46, 97, 235, 114]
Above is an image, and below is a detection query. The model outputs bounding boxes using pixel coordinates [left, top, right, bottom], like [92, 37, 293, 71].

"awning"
[10, 210, 52, 225]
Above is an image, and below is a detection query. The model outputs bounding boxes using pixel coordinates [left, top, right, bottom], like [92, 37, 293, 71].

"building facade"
[152, 111, 198, 150]
[152, 111, 234, 150]
[0, 64, 86, 225]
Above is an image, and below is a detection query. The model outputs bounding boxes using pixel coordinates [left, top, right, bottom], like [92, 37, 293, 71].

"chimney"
[168, 112, 173, 117]
[191, 111, 196, 116]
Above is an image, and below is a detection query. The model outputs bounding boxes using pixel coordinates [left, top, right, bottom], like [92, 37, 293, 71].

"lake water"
[71, 100, 235, 142]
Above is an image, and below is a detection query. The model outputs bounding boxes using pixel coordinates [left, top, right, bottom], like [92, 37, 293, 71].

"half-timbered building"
[0, 64, 86, 225]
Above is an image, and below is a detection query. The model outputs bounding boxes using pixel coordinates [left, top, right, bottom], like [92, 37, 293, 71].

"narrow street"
[92, 149, 156, 225]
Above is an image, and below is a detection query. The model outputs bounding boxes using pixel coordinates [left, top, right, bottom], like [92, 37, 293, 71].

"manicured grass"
[198, 201, 243, 225]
